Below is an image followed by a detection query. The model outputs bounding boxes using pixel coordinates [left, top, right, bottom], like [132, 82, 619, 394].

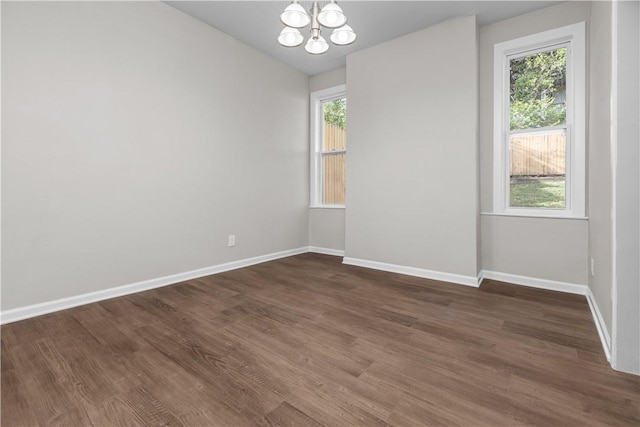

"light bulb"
[317, 2, 347, 28]
[280, 2, 310, 28]
[278, 27, 304, 47]
[330, 25, 356, 46]
[290, 14, 301, 26]
[305, 35, 329, 54]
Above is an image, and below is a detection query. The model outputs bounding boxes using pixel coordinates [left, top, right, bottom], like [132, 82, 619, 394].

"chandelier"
[277, 1, 357, 55]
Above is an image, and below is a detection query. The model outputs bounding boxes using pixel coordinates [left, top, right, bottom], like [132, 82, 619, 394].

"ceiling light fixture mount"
[278, 0, 357, 54]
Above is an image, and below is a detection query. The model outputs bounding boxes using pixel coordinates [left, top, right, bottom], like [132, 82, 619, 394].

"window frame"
[493, 22, 586, 218]
[310, 84, 347, 208]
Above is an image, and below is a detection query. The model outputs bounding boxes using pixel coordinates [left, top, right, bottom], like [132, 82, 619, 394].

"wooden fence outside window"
[323, 123, 346, 204]
[509, 132, 566, 177]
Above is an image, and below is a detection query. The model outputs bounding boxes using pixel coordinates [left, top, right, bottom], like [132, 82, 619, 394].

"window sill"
[310, 205, 345, 209]
[480, 212, 588, 220]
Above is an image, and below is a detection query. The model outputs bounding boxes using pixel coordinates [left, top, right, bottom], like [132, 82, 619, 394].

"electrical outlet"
[590, 257, 595, 277]
[228, 235, 236, 247]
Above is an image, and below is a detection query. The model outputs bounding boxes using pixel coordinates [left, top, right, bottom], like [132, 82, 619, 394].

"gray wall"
[2, 1, 309, 310]
[308, 67, 346, 252]
[308, 208, 345, 252]
[309, 67, 346, 93]
[345, 16, 479, 278]
[482, 216, 588, 284]
[612, 0, 640, 375]
[479, 2, 591, 285]
[588, 0, 614, 335]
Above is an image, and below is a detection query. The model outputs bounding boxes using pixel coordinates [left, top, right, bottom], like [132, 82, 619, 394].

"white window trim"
[310, 84, 347, 208]
[493, 22, 586, 218]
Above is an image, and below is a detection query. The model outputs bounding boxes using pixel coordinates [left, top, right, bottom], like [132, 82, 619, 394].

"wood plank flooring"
[2, 253, 639, 426]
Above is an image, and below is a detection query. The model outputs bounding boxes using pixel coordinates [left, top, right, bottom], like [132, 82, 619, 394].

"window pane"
[322, 153, 345, 204]
[321, 97, 346, 204]
[509, 129, 566, 208]
[323, 98, 346, 151]
[510, 47, 566, 131]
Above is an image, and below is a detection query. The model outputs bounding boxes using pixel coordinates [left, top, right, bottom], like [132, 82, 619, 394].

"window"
[493, 23, 585, 217]
[310, 85, 347, 207]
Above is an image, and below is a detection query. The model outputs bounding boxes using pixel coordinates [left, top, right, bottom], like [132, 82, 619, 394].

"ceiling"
[167, 1, 562, 76]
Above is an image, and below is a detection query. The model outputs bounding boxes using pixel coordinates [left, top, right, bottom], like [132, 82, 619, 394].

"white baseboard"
[1, 245, 613, 369]
[480, 270, 588, 295]
[0, 247, 309, 325]
[308, 246, 345, 257]
[586, 288, 612, 361]
[342, 257, 479, 287]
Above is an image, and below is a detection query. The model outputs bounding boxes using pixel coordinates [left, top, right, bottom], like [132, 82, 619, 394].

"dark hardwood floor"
[2, 253, 639, 426]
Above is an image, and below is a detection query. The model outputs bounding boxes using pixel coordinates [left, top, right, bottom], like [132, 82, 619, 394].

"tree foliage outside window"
[324, 98, 347, 129]
[510, 47, 566, 130]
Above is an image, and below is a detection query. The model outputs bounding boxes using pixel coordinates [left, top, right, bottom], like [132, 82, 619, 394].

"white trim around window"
[493, 22, 586, 218]
[310, 84, 347, 208]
